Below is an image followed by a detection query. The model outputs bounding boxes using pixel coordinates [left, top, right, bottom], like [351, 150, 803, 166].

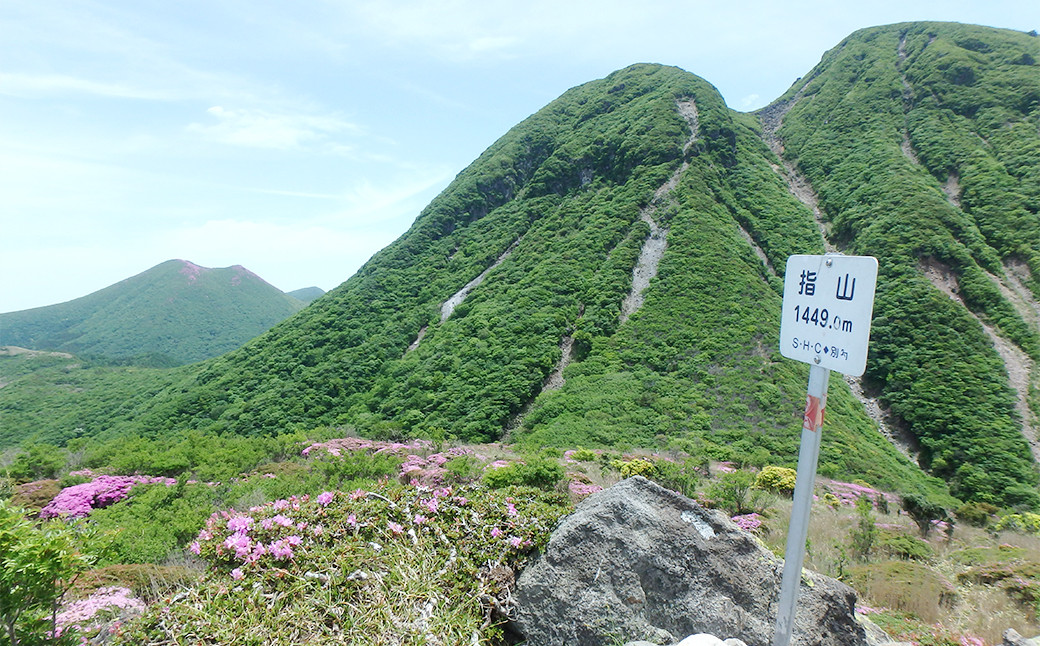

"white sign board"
[779, 254, 878, 376]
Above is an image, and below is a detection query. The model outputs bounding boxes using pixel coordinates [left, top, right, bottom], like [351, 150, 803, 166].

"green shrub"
[901, 494, 951, 537]
[0, 500, 98, 645]
[6, 444, 67, 483]
[754, 466, 797, 495]
[706, 469, 773, 515]
[949, 544, 1025, 566]
[482, 457, 565, 491]
[612, 458, 656, 479]
[878, 531, 934, 561]
[650, 457, 705, 498]
[444, 455, 482, 483]
[570, 447, 597, 462]
[955, 501, 999, 527]
[88, 482, 216, 565]
[850, 496, 878, 561]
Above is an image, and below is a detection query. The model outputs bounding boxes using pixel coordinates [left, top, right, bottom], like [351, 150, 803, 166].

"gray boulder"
[512, 476, 871, 646]
[1004, 629, 1040, 646]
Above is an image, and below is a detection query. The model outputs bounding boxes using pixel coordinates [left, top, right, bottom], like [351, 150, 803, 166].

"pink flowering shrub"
[301, 437, 432, 458]
[817, 479, 898, 510]
[190, 482, 570, 584]
[300, 437, 484, 486]
[731, 513, 765, 533]
[568, 480, 603, 499]
[118, 481, 571, 643]
[56, 586, 145, 638]
[40, 475, 176, 518]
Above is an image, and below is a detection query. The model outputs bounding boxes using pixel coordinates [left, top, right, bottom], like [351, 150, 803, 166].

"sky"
[2, 1, 1037, 313]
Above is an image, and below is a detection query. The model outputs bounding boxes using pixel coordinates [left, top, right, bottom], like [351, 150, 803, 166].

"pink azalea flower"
[491, 527, 503, 538]
[506, 502, 518, 517]
[346, 514, 357, 528]
[509, 536, 523, 548]
[188, 541, 201, 555]
[231, 568, 244, 580]
[317, 491, 335, 506]
[246, 543, 267, 563]
[227, 516, 254, 533]
[269, 540, 294, 560]
[224, 532, 253, 559]
[387, 521, 404, 535]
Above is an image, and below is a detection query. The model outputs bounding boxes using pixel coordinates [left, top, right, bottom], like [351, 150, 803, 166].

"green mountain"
[0, 260, 306, 365]
[287, 287, 326, 304]
[2, 22, 1038, 507]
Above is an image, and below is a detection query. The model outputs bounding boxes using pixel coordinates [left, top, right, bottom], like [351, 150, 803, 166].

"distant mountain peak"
[0, 259, 307, 364]
[176, 259, 207, 282]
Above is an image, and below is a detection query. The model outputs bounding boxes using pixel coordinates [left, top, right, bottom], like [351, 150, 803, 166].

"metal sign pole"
[772, 363, 829, 646]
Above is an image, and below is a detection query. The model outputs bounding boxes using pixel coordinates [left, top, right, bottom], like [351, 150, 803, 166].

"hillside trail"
[505, 99, 701, 437]
[758, 93, 921, 464]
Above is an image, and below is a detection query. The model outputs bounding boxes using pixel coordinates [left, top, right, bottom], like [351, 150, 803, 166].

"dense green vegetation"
[2, 435, 1038, 645]
[0, 260, 306, 365]
[1, 24, 1038, 507]
[0, 351, 187, 447]
[775, 22, 1040, 506]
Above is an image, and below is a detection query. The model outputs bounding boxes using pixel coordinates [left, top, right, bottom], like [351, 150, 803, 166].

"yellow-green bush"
[612, 458, 656, 479]
[754, 466, 797, 495]
[994, 512, 1040, 535]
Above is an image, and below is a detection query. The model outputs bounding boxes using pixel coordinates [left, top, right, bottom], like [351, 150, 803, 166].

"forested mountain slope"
[768, 22, 1040, 506]
[1, 22, 1037, 507]
[0, 260, 306, 365]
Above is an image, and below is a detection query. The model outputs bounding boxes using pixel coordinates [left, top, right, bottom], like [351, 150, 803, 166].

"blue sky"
[2, 1, 1037, 312]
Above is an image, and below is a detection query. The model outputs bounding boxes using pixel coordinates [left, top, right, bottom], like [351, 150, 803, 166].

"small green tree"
[900, 493, 949, 538]
[849, 495, 878, 561]
[708, 470, 773, 515]
[0, 501, 96, 645]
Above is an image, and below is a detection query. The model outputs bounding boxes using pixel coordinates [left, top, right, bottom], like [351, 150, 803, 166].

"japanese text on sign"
[779, 254, 878, 377]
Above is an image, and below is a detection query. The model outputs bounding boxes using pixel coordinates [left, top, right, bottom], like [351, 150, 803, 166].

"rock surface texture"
[512, 477, 870, 646]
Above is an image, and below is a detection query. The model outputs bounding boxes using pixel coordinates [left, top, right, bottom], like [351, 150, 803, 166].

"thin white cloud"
[0, 72, 169, 100]
[740, 94, 762, 110]
[348, 0, 528, 61]
[186, 105, 361, 150]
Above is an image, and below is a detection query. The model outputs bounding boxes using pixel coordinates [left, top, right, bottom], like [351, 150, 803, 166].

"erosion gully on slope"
[505, 99, 701, 435]
[758, 92, 922, 464]
[894, 31, 1040, 462]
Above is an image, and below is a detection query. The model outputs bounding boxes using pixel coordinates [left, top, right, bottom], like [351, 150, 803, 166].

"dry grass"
[758, 493, 1040, 644]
